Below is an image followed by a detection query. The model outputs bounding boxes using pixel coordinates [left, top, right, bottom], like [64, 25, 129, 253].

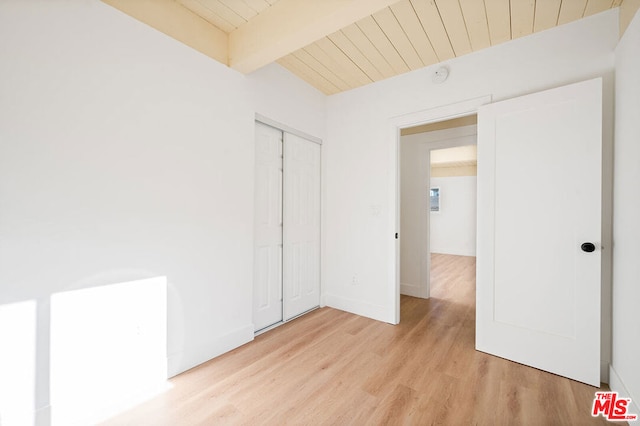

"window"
[430, 187, 440, 212]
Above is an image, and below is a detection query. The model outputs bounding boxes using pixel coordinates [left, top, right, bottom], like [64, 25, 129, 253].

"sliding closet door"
[283, 133, 321, 320]
[253, 122, 283, 331]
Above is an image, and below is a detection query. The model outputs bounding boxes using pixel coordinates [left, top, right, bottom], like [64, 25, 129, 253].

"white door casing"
[283, 132, 321, 321]
[253, 122, 284, 331]
[391, 96, 493, 325]
[476, 78, 602, 386]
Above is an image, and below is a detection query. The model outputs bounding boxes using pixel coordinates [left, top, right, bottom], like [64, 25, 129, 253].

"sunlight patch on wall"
[50, 276, 169, 426]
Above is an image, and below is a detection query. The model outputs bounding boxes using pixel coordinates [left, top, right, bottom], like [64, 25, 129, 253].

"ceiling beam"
[228, 0, 403, 74]
[101, 0, 228, 65]
[620, 0, 640, 37]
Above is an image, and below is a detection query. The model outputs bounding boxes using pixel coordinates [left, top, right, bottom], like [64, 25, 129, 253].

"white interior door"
[476, 78, 602, 386]
[253, 122, 283, 331]
[283, 133, 321, 320]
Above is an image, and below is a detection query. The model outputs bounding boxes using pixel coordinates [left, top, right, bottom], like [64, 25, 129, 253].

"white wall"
[430, 176, 477, 257]
[0, 1, 325, 424]
[323, 10, 617, 324]
[611, 7, 640, 416]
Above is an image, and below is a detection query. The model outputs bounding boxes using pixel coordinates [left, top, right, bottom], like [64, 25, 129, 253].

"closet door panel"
[283, 133, 321, 320]
[253, 122, 283, 331]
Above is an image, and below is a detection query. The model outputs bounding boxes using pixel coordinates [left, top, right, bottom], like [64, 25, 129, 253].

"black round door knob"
[581, 242, 596, 253]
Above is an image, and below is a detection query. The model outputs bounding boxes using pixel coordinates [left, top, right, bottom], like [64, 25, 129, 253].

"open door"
[476, 78, 602, 386]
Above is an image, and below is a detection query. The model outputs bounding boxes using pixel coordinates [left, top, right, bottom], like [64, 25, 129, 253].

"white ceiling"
[431, 145, 477, 166]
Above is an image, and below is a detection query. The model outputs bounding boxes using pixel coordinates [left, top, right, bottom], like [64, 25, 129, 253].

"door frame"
[256, 114, 322, 145]
[389, 96, 492, 324]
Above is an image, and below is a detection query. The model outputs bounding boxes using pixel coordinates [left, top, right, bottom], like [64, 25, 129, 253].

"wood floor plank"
[103, 254, 615, 426]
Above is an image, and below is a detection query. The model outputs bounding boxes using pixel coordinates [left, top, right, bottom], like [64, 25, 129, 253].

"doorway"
[390, 96, 491, 325]
[399, 119, 478, 303]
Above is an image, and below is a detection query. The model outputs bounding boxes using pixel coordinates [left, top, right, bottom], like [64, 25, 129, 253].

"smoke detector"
[432, 66, 449, 84]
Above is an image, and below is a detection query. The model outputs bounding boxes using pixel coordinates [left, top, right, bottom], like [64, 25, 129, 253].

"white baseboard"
[609, 364, 640, 418]
[400, 282, 428, 298]
[324, 293, 392, 324]
[167, 324, 254, 378]
[431, 248, 476, 257]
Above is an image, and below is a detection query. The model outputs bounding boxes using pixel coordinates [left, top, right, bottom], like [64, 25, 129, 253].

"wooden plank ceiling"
[177, 0, 279, 33]
[122, 0, 623, 95]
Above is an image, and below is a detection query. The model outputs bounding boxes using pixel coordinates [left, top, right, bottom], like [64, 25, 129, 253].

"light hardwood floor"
[104, 254, 613, 425]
